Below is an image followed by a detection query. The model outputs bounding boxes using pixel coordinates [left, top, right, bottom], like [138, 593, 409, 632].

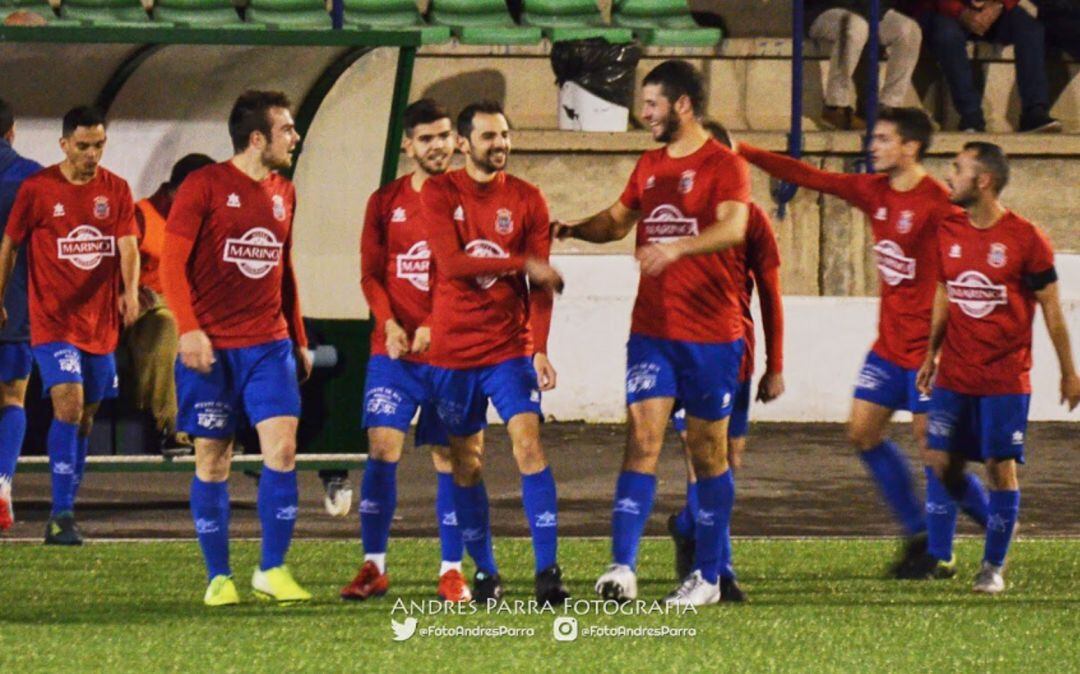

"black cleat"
[895, 551, 957, 580]
[667, 514, 695, 582]
[891, 532, 929, 579]
[719, 577, 746, 603]
[473, 571, 504, 604]
[44, 512, 83, 546]
[535, 564, 570, 607]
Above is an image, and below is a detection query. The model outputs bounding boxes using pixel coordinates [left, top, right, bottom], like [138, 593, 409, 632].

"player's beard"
[472, 147, 507, 174]
[417, 151, 450, 176]
[262, 145, 294, 171]
[654, 109, 681, 144]
[949, 186, 977, 208]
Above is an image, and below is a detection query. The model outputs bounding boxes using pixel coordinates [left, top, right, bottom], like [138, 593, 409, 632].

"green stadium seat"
[611, 0, 721, 47]
[520, 0, 633, 43]
[342, 0, 451, 44]
[152, 0, 248, 26]
[59, 0, 151, 24]
[429, 0, 541, 45]
[246, 0, 330, 28]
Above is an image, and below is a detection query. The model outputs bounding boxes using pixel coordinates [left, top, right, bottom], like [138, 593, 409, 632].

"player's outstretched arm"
[117, 235, 140, 327]
[1034, 281, 1080, 411]
[553, 200, 639, 244]
[917, 283, 950, 395]
[637, 200, 749, 276]
[0, 235, 17, 328]
[738, 143, 867, 205]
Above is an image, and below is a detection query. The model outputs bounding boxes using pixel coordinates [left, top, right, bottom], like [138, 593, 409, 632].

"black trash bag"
[550, 38, 642, 110]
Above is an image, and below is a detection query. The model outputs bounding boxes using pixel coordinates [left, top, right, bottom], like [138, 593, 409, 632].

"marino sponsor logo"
[223, 227, 284, 279]
[873, 240, 916, 286]
[464, 239, 510, 290]
[57, 225, 116, 270]
[641, 205, 698, 243]
[947, 270, 1007, 318]
[396, 240, 431, 291]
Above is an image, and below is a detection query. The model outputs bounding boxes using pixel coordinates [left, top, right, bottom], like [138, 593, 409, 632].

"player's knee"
[262, 436, 297, 472]
[430, 446, 453, 473]
[985, 459, 1018, 491]
[690, 451, 729, 479]
[848, 424, 882, 452]
[195, 445, 232, 481]
[368, 437, 402, 463]
[627, 424, 664, 458]
[511, 434, 546, 473]
[452, 453, 483, 486]
[924, 449, 951, 480]
[52, 399, 83, 425]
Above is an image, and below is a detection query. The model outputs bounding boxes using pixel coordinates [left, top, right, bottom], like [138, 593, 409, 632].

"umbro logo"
[226, 193, 241, 208]
[53, 202, 66, 217]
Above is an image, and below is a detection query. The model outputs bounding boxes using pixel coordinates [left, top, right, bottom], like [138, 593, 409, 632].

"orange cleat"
[340, 560, 389, 601]
[0, 496, 12, 531]
[437, 569, 473, 603]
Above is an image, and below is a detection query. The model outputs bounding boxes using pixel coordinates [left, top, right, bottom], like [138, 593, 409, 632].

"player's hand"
[916, 357, 937, 396]
[524, 258, 565, 294]
[385, 319, 409, 360]
[756, 372, 785, 403]
[296, 345, 313, 384]
[534, 352, 557, 392]
[1061, 371, 1080, 411]
[179, 329, 215, 374]
[551, 220, 575, 241]
[119, 290, 140, 327]
[636, 243, 682, 276]
[411, 326, 431, 355]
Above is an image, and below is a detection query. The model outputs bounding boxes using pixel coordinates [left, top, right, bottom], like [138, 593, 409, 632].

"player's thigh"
[362, 356, 426, 460]
[685, 414, 731, 479]
[0, 378, 28, 407]
[428, 367, 487, 438]
[626, 335, 678, 410]
[482, 357, 543, 425]
[80, 350, 118, 408]
[0, 342, 32, 405]
[850, 352, 909, 447]
[430, 444, 453, 473]
[33, 343, 86, 422]
[448, 430, 485, 486]
[848, 398, 896, 450]
[368, 426, 407, 463]
[926, 386, 978, 477]
[976, 394, 1029, 488]
[625, 397, 675, 473]
[506, 411, 546, 473]
[240, 340, 301, 433]
[194, 436, 234, 482]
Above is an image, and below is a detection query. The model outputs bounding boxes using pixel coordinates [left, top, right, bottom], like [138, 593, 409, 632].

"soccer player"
[420, 101, 568, 605]
[0, 105, 140, 544]
[161, 91, 312, 607]
[340, 98, 471, 603]
[0, 98, 43, 532]
[737, 108, 991, 575]
[556, 61, 753, 606]
[915, 142, 1079, 594]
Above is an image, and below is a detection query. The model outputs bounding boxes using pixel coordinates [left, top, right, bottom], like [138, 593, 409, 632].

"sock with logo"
[925, 467, 958, 561]
[984, 490, 1020, 567]
[71, 433, 90, 503]
[257, 466, 298, 571]
[190, 476, 231, 580]
[453, 481, 498, 576]
[611, 470, 656, 569]
[521, 466, 558, 573]
[955, 471, 990, 529]
[859, 440, 926, 536]
[435, 471, 463, 566]
[359, 459, 397, 561]
[47, 419, 79, 516]
[0, 405, 27, 489]
[719, 474, 736, 580]
[693, 470, 734, 585]
[673, 480, 697, 539]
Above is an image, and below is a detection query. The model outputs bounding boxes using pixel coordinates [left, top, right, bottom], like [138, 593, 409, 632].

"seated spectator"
[919, 0, 1061, 132]
[807, 1, 923, 130]
[119, 153, 213, 452]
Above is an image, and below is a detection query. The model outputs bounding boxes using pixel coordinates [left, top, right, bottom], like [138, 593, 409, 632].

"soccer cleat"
[252, 565, 312, 604]
[0, 481, 13, 531]
[322, 477, 353, 518]
[43, 512, 83, 546]
[667, 514, 695, 581]
[340, 560, 389, 601]
[594, 563, 637, 602]
[535, 564, 570, 607]
[472, 571, 504, 604]
[663, 570, 720, 607]
[972, 562, 1006, 595]
[437, 569, 472, 603]
[897, 552, 957, 580]
[203, 575, 240, 607]
[719, 577, 746, 603]
[891, 531, 929, 579]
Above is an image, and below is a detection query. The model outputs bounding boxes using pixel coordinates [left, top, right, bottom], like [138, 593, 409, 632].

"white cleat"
[594, 564, 638, 602]
[972, 562, 1006, 595]
[664, 570, 720, 607]
[323, 478, 353, 517]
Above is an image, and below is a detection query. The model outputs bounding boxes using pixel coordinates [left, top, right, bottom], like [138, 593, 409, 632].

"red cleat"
[437, 569, 473, 603]
[340, 561, 389, 601]
[0, 486, 13, 532]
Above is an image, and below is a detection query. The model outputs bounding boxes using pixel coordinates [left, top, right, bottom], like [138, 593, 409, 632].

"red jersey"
[739, 144, 962, 369]
[621, 139, 752, 344]
[360, 175, 432, 361]
[420, 169, 553, 369]
[936, 211, 1055, 395]
[161, 161, 306, 350]
[735, 203, 784, 381]
[4, 165, 136, 354]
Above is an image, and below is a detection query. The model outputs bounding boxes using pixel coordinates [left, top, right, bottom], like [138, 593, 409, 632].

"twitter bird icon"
[391, 617, 418, 641]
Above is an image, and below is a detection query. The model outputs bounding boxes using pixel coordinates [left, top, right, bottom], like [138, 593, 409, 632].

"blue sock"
[719, 474, 736, 580]
[359, 459, 397, 556]
[673, 481, 697, 539]
[694, 470, 734, 584]
[453, 481, 497, 575]
[190, 476, 231, 580]
[257, 466, 298, 571]
[71, 434, 89, 503]
[925, 467, 958, 561]
[47, 419, 79, 516]
[984, 490, 1020, 567]
[0, 405, 27, 486]
[859, 441, 926, 536]
[521, 467, 558, 573]
[610, 471, 656, 569]
[435, 472, 463, 563]
[957, 472, 990, 529]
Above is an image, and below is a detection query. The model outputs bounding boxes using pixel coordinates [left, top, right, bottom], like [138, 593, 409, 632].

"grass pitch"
[1, 538, 1077, 673]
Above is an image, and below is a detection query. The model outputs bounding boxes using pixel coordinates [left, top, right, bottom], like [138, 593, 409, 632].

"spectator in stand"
[807, 1, 923, 130]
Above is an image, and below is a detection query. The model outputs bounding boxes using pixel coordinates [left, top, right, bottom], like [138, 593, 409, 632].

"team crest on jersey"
[495, 208, 514, 235]
[645, 175, 656, 190]
[872, 240, 916, 286]
[464, 239, 510, 289]
[988, 243, 1007, 269]
[391, 207, 407, 223]
[678, 170, 695, 195]
[949, 244, 962, 258]
[271, 194, 287, 222]
[874, 207, 888, 221]
[453, 205, 465, 221]
[641, 205, 699, 243]
[946, 270, 1007, 318]
[92, 196, 110, 220]
[52, 202, 65, 218]
[223, 227, 283, 279]
[396, 240, 431, 291]
[57, 225, 116, 270]
[896, 210, 914, 234]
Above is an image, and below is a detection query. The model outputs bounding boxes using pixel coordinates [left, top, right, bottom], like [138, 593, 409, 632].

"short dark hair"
[169, 153, 215, 189]
[876, 107, 933, 160]
[702, 119, 732, 148]
[963, 141, 1010, 194]
[62, 106, 106, 137]
[642, 60, 705, 116]
[228, 90, 292, 153]
[457, 100, 507, 139]
[403, 98, 451, 137]
[0, 98, 13, 137]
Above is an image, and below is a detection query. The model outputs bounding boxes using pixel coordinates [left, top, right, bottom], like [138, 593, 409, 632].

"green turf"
[1, 538, 1077, 672]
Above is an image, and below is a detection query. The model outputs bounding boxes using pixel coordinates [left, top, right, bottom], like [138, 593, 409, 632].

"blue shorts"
[429, 356, 542, 437]
[626, 334, 743, 421]
[0, 342, 32, 383]
[362, 355, 450, 448]
[176, 338, 301, 439]
[671, 378, 752, 437]
[853, 351, 931, 414]
[32, 342, 117, 404]
[927, 387, 1030, 464]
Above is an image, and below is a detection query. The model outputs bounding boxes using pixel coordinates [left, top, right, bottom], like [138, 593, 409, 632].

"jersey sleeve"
[748, 208, 784, 373]
[3, 181, 35, 246]
[618, 156, 645, 211]
[421, 178, 528, 278]
[526, 189, 554, 355]
[165, 172, 210, 242]
[359, 190, 395, 326]
[159, 231, 200, 335]
[281, 219, 308, 350]
[737, 143, 874, 210]
[1023, 224, 1056, 275]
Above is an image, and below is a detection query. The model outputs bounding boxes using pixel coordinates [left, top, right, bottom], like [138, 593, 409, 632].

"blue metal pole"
[775, 0, 804, 217]
[331, 0, 343, 29]
[863, 0, 880, 171]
